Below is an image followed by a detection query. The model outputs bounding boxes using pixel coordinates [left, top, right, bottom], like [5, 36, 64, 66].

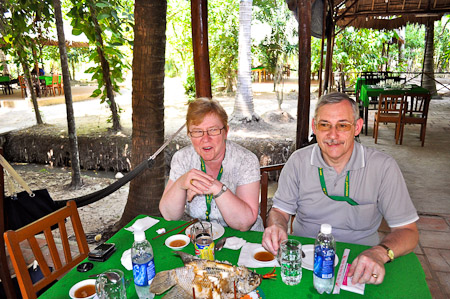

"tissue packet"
[341, 263, 365, 295]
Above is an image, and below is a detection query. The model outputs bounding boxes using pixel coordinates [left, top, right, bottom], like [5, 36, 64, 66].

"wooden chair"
[260, 164, 284, 227]
[18, 76, 27, 98]
[51, 75, 63, 96]
[400, 93, 431, 147]
[4, 200, 89, 299]
[373, 94, 405, 144]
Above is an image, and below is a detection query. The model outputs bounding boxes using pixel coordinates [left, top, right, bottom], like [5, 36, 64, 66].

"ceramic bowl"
[165, 234, 190, 250]
[69, 279, 97, 299]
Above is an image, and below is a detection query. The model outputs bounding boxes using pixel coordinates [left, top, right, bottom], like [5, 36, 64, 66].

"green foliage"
[68, 0, 133, 101]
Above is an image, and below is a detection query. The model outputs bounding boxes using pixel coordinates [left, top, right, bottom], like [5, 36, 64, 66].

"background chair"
[4, 200, 89, 299]
[400, 93, 431, 147]
[260, 164, 284, 228]
[373, 93, 404, 144]
[18, 76, 27, 98]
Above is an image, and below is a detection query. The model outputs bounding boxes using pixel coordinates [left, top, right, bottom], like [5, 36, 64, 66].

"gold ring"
[190, 179, 194, 185]
[372, 273, 378, 279]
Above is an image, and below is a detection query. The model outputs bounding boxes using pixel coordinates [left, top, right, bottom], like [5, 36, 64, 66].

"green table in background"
[39, 75, 61, 86]
[40, 216, 430, 298]
[0, 75, 13, 94]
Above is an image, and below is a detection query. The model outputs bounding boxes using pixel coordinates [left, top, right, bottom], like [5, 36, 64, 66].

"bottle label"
[133, 258, 155, 286]
[314, 246, 335, 279]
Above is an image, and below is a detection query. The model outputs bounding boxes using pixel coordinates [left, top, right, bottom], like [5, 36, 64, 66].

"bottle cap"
[321, 223, 332, 234]
[134, 230, 146, 242]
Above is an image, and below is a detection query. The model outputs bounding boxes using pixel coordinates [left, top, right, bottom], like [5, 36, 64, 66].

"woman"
[160, 98, 263, 231]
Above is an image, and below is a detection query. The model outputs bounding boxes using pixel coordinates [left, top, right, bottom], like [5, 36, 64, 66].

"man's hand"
[262, 224, 288, 255]
[262, 208, 290, 255]
[347, 246, 387, 285]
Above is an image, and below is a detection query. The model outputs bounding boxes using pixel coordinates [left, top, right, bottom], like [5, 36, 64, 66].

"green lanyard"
[318, 168, 359, 206]
[200, 158, 223, 221]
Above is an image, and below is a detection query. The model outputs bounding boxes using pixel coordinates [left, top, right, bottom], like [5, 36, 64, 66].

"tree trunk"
[119, 0, 167, 227]
[422, 21, 438, 97]
[231, 0, 259, 123]
[89, 3, 121, 131]
[21, 62, 43, 125]
[53, 0, 83, 189]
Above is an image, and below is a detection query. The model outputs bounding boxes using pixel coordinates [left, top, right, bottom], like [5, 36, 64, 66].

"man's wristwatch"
[213, 184, 228, 199]
[379, 243, 394, 263]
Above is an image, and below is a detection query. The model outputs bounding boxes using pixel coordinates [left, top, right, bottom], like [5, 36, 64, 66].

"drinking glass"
[95, 269, 127, 299]
[278, 239, 302, 286]
[190, 222, 214, 260]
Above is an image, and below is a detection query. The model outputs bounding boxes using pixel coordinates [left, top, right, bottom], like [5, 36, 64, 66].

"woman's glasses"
[189, 127, 225, 138]
[316, 121, 354, 132]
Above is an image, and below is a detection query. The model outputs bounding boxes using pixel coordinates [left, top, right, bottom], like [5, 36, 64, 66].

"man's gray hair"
[314, 92, 360, 121]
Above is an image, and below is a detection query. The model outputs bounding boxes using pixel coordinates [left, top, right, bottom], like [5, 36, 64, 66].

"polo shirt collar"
[310, 142, 365, 171]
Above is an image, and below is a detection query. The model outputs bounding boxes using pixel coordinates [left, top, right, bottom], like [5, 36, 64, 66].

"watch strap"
[379, 243, 394, 263]
[213, 184, 228, 199]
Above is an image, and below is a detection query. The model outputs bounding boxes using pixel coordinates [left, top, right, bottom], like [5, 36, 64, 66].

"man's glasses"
[189, 127, 225, 138]
[316, 121, 354, 132]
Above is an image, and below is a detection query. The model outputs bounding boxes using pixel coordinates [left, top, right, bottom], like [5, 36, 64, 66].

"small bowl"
[165, 234, 190, 250]
[69, 279, 97, 299]
[251, 247, 275, 264]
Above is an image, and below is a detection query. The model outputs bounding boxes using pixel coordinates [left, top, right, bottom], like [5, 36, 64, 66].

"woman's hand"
[180, 169, 215, 201]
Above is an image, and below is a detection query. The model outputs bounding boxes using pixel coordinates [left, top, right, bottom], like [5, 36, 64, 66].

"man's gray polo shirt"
[272, 142, 418, 246]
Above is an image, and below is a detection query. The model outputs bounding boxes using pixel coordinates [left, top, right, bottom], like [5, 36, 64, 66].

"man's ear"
[311, 118, 317, 134]
[355, 118, 364, 136]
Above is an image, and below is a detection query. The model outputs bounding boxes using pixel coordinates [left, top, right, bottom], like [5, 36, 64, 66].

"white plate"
[69, 279, 97, 299]
[185, 222, 225, 240]
[301, 244, 339, 271]
[165, 234, 190, 250]
[251, 247, 276, 265]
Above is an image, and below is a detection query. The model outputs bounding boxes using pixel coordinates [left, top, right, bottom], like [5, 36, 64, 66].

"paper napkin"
[125, 216, 159, 232]
[237, 242, 279, 268]
[120, 249, 132, 271]
[223, 237, 246, 250]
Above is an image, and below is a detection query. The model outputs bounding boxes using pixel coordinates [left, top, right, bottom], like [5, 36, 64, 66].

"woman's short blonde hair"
[186, 98, 228, 132]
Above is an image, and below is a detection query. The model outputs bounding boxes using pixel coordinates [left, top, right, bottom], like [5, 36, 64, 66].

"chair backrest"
[377, 94, 404, 114]
[51, 75, 59, 86]
[4, 200, 89, 299]
[403, 93, 431, 120]
[260, 164, 284, 227]
[18, 76, 26, 88]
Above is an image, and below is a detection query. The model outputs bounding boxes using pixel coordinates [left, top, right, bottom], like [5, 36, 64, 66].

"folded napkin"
[125, 216, 159, 232]
[223, 237, 246, 250]
[120, 249, 132, 271]
[238, 242, 280, 268]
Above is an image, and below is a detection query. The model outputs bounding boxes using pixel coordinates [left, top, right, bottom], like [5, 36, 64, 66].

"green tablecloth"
[355, 77, 366, 94]
[359, 84, 429, 107]
[0, 75, 10, 83]
[40, 216, 430, 298]
[39, 75, 61, 86]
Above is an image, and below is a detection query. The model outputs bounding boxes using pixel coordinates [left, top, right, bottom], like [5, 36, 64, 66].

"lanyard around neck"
[200, 158, 223, 221]
[318, 168, 358, 206]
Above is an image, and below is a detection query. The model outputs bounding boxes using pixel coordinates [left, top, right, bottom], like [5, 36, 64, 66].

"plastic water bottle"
[313, 223, 336, 294]
[132, 230, 155, 299]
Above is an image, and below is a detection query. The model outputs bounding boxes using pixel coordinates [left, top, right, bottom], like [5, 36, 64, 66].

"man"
[262, 92, 419, 285]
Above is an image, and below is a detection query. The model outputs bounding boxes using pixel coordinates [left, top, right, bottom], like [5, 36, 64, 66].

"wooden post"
[318, 0, 327, 97]
[0, 148, 17, 299]
[191, 0, 212, 99]
[296, 0, 312, 149]
[323, 12, 334, 93]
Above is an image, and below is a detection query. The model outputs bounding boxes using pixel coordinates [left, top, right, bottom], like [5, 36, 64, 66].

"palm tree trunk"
[231, 0, 259, 123]
[422, 21, 438, 97]
[53, 0, 83, 188]
[119, 0, 167, 227]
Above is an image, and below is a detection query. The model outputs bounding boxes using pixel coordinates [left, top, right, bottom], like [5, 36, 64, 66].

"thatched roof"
[39, 39, 89, 48]
[335, 0, 450, 30]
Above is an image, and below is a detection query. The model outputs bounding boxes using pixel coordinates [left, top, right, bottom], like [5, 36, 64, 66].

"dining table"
[0, 75, 13, 95]
[359, 84, 429, 136]
[39, 216, 431, 298]
[39, 75, 61, 86]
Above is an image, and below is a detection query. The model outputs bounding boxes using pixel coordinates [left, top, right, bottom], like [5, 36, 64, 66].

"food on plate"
[150, 251, 262, 298]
